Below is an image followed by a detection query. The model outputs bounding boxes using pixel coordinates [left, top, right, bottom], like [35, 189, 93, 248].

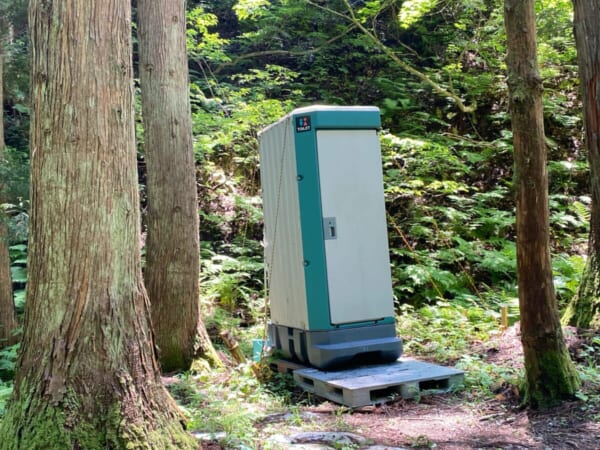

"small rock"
[261, 411, 321, 424]
[288, 446, 333, 450]
[364, 446, 408, 450]
[266, 434, 332, 449]
[192, 431, 227, 442]
[290, 431, 369, 446]
[266, 434, 292, 445]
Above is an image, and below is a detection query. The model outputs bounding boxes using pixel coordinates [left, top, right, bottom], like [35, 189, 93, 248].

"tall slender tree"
[0, 39, 18, 350]
[0, 0, 196, 447]
[138, 0, 219, 371]
[563, 0, 600, 330]
[503, 0, 579, 409]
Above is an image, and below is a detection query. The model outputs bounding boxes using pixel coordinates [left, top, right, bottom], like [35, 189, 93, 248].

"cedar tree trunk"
[0, 1, 196, 448]
[0, 44, 18, 349]
[504, 0, 579, 409]
[563, 0, 600, 330]
[138, 0, 219, 371]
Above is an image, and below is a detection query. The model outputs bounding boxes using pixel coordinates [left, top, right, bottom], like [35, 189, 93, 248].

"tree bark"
[0, 1, 195, 447]
[0, 43, 19, 350]
[138, 0, 220, 371]
[503, 0, 579, 409]
[0, 43, 3, 149]
[563, 0, 600, 330]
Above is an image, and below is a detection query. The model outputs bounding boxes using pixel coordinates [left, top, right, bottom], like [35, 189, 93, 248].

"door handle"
[323, 217, 337, 240]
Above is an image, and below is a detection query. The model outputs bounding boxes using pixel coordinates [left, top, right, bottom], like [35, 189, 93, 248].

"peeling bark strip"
[137, 0, 219, 371]
[564, 0, 600, 329]
[503, 0, 579, 409]
[0, 1, 195, 448]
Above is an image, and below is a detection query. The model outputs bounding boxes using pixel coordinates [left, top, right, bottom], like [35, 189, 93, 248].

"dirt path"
[258, 325, 598, 449]
[197, 324, 600, 449]
[247, 392, 599, 449]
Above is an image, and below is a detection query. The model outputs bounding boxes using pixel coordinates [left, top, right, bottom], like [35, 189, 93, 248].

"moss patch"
[0, 386, 196, 450]
[523, 346, 580, 410]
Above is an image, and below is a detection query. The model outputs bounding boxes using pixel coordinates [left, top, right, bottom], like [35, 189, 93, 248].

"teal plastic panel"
[293, 106, 381, 131]
[293, 127, 330, 330]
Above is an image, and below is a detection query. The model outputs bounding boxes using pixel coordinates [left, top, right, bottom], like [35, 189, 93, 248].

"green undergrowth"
[2, 0, 599, 441]
[397, 300, 524, 399]
[397, 301, 505, 362]
[179, 300, 600, 448]
[0, 344, 18, 418]
[574, 336, 600, 412]
[0, 381, 12, 418]
[169, 349, 307, 447]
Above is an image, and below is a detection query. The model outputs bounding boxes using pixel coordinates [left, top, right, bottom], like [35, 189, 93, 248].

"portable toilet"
[258, 105, 402, 370]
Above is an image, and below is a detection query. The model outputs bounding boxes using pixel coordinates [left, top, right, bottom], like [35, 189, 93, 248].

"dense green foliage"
[2, 0, 586, 314]
[1, 0, 29, 151]
[1, 0, 599, 442]
[1, 0, 30, 258]
[186, 0, 586, 319]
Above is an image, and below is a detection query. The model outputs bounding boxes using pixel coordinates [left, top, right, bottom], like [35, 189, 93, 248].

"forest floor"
[190, 324, 600, 450]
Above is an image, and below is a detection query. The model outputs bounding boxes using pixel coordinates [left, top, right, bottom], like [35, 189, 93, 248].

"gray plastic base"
[268, 322, 403, 370]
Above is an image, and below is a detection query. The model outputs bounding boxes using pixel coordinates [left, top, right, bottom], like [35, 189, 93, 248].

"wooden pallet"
[269, 358, 306, 374]
[292, 359, 464, 408]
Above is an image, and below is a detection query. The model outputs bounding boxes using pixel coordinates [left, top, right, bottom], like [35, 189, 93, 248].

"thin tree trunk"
[0, 43, 18, 350]
[503, 0, 579, 409]
[0, 1, 195, 447]
[138, 0, 220, 371]
[563, 0, 600, 330]
[0, 43, 3, 150]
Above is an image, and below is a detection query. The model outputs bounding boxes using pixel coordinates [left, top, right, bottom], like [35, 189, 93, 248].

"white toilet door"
[316, 129, 394, 325]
